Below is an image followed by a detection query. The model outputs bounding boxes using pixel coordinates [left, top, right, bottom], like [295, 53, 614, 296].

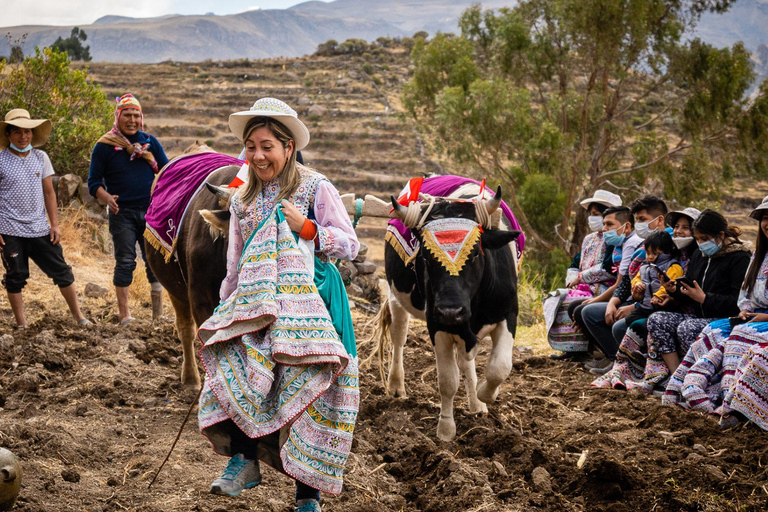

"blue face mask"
[603, 226, 627, 247]
[698, 239, 722, 257]
[9, 142, 32, 153]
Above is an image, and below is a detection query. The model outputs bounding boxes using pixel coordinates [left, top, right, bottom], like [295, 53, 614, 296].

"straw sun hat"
[0, 109, 52, 149]
[228, 98, 310, 150]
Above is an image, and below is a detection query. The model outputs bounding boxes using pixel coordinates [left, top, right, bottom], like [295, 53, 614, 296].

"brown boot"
[151, 290, 164, 322]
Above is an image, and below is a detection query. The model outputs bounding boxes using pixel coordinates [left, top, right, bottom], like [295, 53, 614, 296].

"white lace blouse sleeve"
[313, 180, 359, 261]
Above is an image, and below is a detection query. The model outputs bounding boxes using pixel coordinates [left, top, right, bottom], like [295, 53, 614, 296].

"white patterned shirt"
[0, 148, 55, 237]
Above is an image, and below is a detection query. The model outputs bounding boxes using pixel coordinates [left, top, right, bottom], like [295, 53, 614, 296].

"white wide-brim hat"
[228, 97, 310, 150]
[666, 207, 702, 226]
[0, 108, 52, 149]
[580, 189, 622, 209]
[749, 195, 768, 221]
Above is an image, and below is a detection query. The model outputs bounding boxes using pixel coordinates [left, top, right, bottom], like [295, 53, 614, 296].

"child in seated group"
[624, 231, 684, 326]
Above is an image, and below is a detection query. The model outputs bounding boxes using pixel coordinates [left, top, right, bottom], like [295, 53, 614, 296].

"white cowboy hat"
[580, 189, 622, 209]
[666, 207, 702, 226]
[0, 108, 52, 149]
[749, 196, 768, 221]
[228, 98, 310, 150]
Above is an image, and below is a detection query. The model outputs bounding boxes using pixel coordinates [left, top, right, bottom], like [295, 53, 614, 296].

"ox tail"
[360, 296, 392, 388]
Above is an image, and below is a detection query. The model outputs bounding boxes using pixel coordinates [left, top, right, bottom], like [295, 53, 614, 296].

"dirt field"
[2, 265, 768, 511]
[2, 48, 768, 511]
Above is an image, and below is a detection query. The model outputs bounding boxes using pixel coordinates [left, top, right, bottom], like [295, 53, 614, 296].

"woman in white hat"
[547, 189, 622, 359]
[663, 196, 768, 430]
[196, 98, 359, 512]
[0, 108, 90, 328]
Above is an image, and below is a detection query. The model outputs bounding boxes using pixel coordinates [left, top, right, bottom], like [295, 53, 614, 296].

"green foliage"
[402, 0, 766, 270]
[0, 46, 112, 179]
[51, 27, 91, 62]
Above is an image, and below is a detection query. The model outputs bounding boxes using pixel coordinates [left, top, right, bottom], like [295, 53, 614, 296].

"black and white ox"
[381, 188, 520, 441]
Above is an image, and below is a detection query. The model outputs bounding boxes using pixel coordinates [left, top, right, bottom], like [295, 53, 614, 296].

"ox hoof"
[388, 387, 407, 399]
[477, 381, 499, 404]
[181, 371, 202, 389]
[437, 417, 456, 442]
[469, 400, 488, 414]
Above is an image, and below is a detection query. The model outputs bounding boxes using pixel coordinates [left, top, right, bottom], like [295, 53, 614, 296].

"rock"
[346, 283, 364, 298]
[337, 261, 358, 283]
[284, 71, 299, 80]
[531, 466, 552, 494]
[75, 404, 87, 417]
[355, 261, 377, 275]
[379, 494, 406, 509]
[492, 460, 508, 477]
[686, 452, 705, 462]
[80, 183, 99, 209]
[348, 71, 360, 79]
[61, 468, 80, 483]
[84, 283, 108, 299]
[353, 243, 368, 262]
[692, 444, 708, 455]
[307, 104, 327, 117]
[297, 95, 311, 106]
[703, 464, 727, 484]
[0, 334, 14, 352]
[57, 174, 82, 206]
[11, 373, 40, 393]
[335, 78, 350, 86]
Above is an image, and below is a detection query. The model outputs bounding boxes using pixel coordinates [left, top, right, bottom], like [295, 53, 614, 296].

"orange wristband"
[299, 218, 317, 241]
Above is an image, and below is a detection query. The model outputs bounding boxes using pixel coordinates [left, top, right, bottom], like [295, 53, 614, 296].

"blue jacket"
[88, 131, 169, 209]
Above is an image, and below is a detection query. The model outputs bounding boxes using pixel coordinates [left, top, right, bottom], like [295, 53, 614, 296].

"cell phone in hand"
[676, 276, 695, 288]
[648, 263, 669, 281]
[729, 316, 748, 328]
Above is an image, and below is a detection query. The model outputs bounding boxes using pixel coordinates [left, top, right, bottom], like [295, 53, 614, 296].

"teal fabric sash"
[314, 256, 357, 358]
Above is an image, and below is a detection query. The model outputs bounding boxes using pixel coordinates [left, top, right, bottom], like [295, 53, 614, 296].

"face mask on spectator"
[603, 225, 627, 246]
[10, 142, 32, 153]
[635, 218, 661, 240]
[588, 215, 604, 232]
[673, 236, 694, 249]
[698, 239, 721, 256]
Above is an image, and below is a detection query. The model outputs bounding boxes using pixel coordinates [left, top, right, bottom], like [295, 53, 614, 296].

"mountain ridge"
[1, 0, 766, 63]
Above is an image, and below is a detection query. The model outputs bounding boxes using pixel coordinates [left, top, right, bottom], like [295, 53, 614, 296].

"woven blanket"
[144, 152, 242, 261]
[385, 175, 525, 265]
[197, 206, 358, 495]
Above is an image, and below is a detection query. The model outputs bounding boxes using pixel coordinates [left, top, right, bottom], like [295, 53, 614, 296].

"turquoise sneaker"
[210, 453, 261, 497]
[295, 499, 322, 512]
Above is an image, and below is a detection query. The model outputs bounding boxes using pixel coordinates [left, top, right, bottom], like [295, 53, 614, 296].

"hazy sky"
[3, 0, 331, 27]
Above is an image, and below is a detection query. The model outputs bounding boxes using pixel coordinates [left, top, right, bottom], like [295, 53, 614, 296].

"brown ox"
[145, 144, 238, 387]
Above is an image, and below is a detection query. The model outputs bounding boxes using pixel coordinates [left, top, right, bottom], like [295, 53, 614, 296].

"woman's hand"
[745, 312, 768, 323]
[615, 305, 633, 321]
[679, 280, 706, 304]
[280, 200, 307, 232]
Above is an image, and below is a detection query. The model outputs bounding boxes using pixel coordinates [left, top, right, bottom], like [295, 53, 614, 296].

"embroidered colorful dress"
[197, 164, 359, 495]
[545, 231, 616, 353]
[663, 252, 768, 418]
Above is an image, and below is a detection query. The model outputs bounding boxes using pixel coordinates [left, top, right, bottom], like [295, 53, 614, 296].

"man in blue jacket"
[88, 94, 169, 325]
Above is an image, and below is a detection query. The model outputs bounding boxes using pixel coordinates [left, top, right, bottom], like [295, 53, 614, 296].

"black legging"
[218, 419, 321, 501]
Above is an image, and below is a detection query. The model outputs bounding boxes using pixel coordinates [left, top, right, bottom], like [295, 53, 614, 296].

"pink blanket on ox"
[385, 175, 525, 264]
[144, 152, 243, 261]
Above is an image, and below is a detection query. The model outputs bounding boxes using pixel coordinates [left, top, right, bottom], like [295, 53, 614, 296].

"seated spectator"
[667, 207, 701, 265]
[547, 190, 621, 359]
[643, 209, 751, 392]
[576, 195, 668, 375]
[664, 197, 768, 429]
[592, 231, 685, 390]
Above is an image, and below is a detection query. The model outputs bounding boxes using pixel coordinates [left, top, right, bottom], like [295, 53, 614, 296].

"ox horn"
[205, 182, 234, 209]
[484, 185, 502, 215]
[390, 195, 408, 220]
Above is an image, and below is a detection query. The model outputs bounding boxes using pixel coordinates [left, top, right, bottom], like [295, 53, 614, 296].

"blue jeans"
[577, 302, 630, 360]
[109, 207, 156, 287]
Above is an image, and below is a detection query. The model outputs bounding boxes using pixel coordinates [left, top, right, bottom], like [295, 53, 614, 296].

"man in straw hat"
[88, 94, 169, 326]
[0, 108, 91, 328]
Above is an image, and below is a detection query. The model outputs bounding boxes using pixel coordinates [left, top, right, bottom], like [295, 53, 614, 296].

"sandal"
[119, 316, 135, 327]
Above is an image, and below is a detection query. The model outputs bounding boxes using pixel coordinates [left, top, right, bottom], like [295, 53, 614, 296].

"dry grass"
[0, 207, 156, 327]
